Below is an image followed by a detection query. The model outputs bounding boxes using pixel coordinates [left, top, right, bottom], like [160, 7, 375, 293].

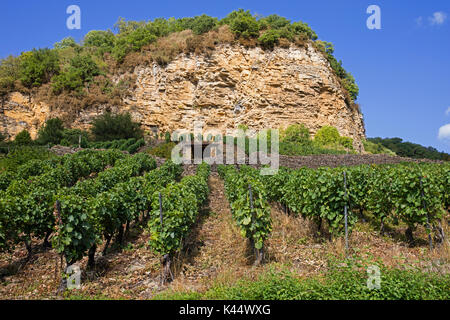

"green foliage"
[83, 30, 115, 55]
[37, 118, 65, 145]
[148, 163, 210, 255]
[314, 126, 340, 146]
[61, 129, 90, 148]
[199, 260, 450, 300]
[258, 29, 281, 49]
[362, 139, 396, 156]
[52, 54, 101, 94]
[368, 137, 450, 161]
[54, 37, 78, 50]
[19, 49, 60, 89]
[14, 130, 33, 145]
[314, 125, 354, 150]
[147, 142, 176, 159]
[0, 55, 21, 97]
[261, 162, 449, 239]
[222, 9, 260, 39]
[0, 146, 55, 173]
[218, 165, 272, 250]
[281, 124, 311, 145]
[91, 112, 143, 142]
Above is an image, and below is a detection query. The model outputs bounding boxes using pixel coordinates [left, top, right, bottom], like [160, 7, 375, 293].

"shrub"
[52, 55, 101, 94]
[61, 129, 90, 148]
[258, 30, 280, 49]
[339, 136, 354, 150]
[314, 126, 340, 146]
[14, 130, 33, 145]
[281, 124, 311, 145]
[222, 9, 260, 39]
[19, 48, 60, 89]
[147, 142, 176, 159]
[83, 30, 115, 55]
[91, 112, 143, 142]
[37, 118, 65, 145]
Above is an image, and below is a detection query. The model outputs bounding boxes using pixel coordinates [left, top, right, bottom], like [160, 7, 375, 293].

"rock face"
[1, 43, 366, 150]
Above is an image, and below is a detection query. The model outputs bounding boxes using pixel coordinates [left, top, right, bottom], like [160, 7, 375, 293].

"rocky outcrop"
[1, 43, 366, 151]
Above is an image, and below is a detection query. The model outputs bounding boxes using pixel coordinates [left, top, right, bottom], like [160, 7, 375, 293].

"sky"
[0, 0, 449, 153]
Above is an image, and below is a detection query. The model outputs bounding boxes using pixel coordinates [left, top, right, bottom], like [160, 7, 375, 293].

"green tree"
[52, 54, 101, 94]
[54, 37, 78, 50]
[0, 55, 21, 100]
[221, 9, 260, 38]
[37, 118, 65, 145]
[14, 129, 33, 145]
[91, 112, 143, 141]
[314, 126, 341, 146]
[281, 124, 311, 145]
[83, 30, 115, 55]
[19, 49, 60, 89]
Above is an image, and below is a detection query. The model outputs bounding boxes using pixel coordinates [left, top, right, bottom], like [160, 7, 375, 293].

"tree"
[314, 126, 341, 146]
[14, 130, 33, 145]
[19, 49, 60, 89]
[0, 55, 21, 100]
[281, 124, 311, 145]
[83, 30, 115, 55]
[37, 118, 65, 145]
[91, 112, 143, 141]
[221, 9, 260, 39]
[52, 55, 101, 94]
[54, 37, 78, 50]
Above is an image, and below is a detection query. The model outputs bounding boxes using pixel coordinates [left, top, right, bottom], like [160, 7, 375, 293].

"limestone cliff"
[0, 43, 366, 151]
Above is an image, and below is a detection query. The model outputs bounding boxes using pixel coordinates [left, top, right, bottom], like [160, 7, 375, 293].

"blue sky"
[1, 0, 449, 152]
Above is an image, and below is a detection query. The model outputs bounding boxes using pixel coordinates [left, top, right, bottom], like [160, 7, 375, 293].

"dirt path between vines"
[166, 173, 252, 293]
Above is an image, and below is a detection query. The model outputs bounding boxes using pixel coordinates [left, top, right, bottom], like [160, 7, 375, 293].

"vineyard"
[0, 149, 449, 299]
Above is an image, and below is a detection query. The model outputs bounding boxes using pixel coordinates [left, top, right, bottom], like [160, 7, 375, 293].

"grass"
[153, 258, 450, 300]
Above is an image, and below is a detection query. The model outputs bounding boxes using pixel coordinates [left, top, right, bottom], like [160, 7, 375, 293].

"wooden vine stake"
[54, 200, 66, 294]
[159, 192, 173, 285]
[419, 176, 433, 251]
[249, 184, 263, 266]
[343, 171, 349, 256]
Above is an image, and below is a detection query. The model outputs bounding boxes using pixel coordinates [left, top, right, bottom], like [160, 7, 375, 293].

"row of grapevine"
[52, 154, 181, 266]
[218, 165, 271, 265]
[148, 162, 210, 283]
[0, 150, 127, 254]
[87, 138, 146, 154]
[262, 162, 449, 244]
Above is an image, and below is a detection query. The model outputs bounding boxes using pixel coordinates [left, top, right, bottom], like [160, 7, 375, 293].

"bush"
[19, 48, 60, 89]
[61, 129, 90, 148]
[147, 142, 176, 159]
[91, 112, 143, 142]
[222, 9, 260, 39]
[52, 54, 101, 94]
[281, 124, 311, 145]
[339, 136, 354, 150]
[37, 118, 65, 145]
[14, 130, 33, 145]
[314, 126, 341, 146]
[258, 30, 280, 49]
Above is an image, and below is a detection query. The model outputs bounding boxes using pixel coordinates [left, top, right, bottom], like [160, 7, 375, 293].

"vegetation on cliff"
[0, 9, 359, 115]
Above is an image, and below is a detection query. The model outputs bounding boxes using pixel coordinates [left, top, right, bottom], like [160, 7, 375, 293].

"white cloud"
[446, 107, 450, 116]
[438, 124, 450, 140]
[415, 16, 423, 26]
[429, 11, 447, 25]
